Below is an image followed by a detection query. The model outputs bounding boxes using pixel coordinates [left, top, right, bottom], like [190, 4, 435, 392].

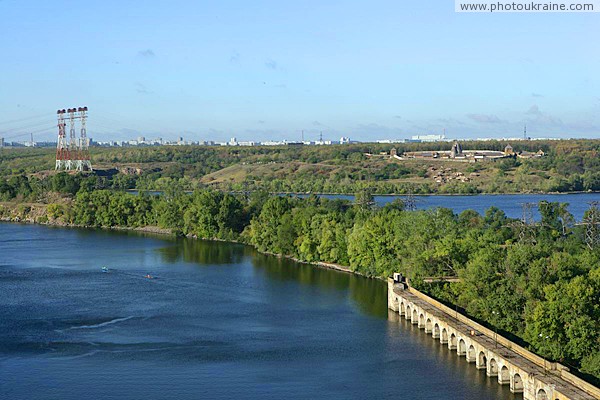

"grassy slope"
[0, 140, 594, 194]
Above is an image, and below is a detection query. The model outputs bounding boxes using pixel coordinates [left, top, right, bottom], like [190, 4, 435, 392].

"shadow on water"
[156, 237, 246, 265]
[249, 251, 388, 318]
[150, 234, 388, 319]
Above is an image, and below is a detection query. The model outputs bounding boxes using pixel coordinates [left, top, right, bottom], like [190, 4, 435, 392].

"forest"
[0, 170, 599, 383]
[1, 138, 599, 194]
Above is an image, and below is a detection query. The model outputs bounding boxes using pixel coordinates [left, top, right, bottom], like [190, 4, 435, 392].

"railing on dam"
[387, 276, 600, 400]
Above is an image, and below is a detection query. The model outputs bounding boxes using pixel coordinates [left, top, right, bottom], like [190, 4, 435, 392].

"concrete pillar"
[510, 374, 524, 394]
[448, 334, 456, 350]
[424, 320, 432, 334]
[498, 366, 510, 385]
[440, 330, 448, 344]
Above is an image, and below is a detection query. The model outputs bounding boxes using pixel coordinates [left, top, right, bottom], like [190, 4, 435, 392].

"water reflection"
[156, 238, 246, 265]
[250, 252, 388, 318]
[154, 236, 389, 319]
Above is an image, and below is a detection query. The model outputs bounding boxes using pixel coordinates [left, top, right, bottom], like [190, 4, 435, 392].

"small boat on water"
[144, 274, 153, 279]
[101, 266, 109, 273]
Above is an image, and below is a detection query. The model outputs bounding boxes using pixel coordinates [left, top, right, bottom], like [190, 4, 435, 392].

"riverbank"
[130, 189, 600, 197]
[0, 201, 367, 280]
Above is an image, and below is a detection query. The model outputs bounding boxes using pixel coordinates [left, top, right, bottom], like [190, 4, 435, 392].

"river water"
[0, 223, 518, 399]
[307, 192, 600, 220]
[133, 190, 600, 220]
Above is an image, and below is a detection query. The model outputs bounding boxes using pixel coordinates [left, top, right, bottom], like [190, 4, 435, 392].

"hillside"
[1, 139, 599, 194]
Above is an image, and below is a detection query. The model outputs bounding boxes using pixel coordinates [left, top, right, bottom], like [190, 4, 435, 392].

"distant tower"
[524, 124, 527, 140]
[78, 107, 92, 171]
[583, 202, 600, 250]
[319, 131, 323, 143]
[55, 109, 69, 170]
[55, 106, 92, 171]
[66, 108, 78, 169]
[519, 202, 537, 243]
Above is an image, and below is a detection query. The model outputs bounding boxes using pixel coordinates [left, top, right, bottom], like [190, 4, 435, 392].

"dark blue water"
[0, 223, 516, 399]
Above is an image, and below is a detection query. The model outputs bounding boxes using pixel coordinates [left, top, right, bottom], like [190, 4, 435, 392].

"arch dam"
[388, 275, 600, 400]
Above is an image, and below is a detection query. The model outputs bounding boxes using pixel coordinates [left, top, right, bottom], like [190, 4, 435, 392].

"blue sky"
[0, 0, 599, 142]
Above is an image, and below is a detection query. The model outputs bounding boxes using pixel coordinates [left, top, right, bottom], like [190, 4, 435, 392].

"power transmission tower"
[67, 108, 77, 170]
[582, 202, 600, 250]
[403, 189, 417, 211]
[55, 109, 68, 170]
[55, 106, 92, 171]
[519, 202, 537, 243]
[506, 203, 538, 243]
[78, 107, 92, 171]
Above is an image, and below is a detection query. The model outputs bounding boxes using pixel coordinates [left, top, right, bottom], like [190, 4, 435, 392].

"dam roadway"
[388, 277, 600, 400]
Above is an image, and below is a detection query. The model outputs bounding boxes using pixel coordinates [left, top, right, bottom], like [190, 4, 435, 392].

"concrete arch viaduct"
[388, 276, 600, 400]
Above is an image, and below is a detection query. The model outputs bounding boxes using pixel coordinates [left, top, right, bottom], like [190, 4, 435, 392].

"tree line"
[2, 139, 600, 194]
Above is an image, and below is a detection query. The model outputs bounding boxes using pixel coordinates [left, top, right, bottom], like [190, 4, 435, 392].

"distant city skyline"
[0, 0, 599, 142]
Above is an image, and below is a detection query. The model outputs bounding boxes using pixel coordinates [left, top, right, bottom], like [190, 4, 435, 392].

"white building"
[411, 134, 447, 142]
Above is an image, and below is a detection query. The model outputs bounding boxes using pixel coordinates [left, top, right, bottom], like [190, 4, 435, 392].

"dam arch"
[425, 318, 432, 333]
[440, 328, 448, 344]
[433, 323, 440, 338]
[477, 351, 487, 370]
[449, 333, 457, 350]
[467, 344, 476, 363]
[488, 358, 498, 377]
[458, 339, 466, 356]
[536, 389, 548, 400]
[511, 373, 524, 393]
